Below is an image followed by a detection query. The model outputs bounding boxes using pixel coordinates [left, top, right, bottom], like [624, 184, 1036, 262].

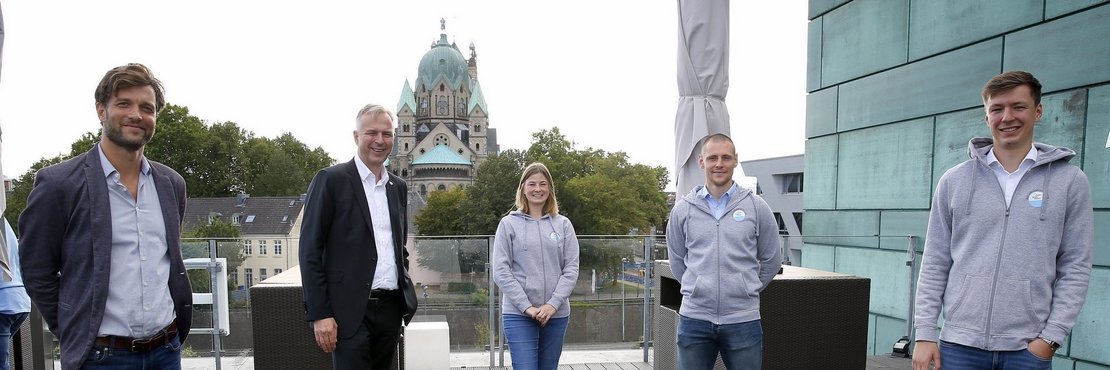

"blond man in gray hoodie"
[913, 71, 1093, 370]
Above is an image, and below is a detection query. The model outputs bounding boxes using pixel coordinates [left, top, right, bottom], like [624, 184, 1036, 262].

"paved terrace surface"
[64, 349, 911, 369]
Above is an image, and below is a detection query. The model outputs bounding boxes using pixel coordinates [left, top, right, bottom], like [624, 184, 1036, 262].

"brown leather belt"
[94, 322, 178, 352]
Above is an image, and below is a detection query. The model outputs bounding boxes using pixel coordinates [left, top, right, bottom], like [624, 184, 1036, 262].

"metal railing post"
[905, 236, 918, 343]
[486, 236, 498, 368]
[642, 233, 653, 363]
[208, 239, 223, 370]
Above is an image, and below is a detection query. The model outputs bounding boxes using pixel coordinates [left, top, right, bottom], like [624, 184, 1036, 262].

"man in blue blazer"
[300, 104, 418, 369]
[19, 63, 192, 370]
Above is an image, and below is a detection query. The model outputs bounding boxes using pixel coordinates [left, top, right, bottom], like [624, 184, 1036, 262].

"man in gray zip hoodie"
[913, 71, 1093, 370]
[667, 134, 782, 370]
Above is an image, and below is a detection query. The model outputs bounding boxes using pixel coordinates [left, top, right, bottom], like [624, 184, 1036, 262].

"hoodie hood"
[968, 137, 1076, 166]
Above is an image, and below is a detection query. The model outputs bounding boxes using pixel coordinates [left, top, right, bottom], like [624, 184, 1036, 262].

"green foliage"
[446, 282, 477, 293]
[460, 150, 525, 234]
[4, 103, 335, 232]
[414, 188, 467, 235]
[413, 238, 487, 276]
[182, 219, 246, 293]
[413, 128, 669, 237]
[3, 155, 65, 234]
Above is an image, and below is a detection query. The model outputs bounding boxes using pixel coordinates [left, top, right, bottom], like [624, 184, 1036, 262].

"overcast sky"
[0, 1, 807, 191]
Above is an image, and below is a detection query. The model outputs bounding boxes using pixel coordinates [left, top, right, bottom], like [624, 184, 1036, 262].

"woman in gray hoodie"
[492, 162, 580, 370]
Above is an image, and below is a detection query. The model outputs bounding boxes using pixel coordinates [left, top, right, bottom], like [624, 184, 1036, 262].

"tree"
[461, 150, 525, 234]
[2, 155, 66, 233]
[415, 188, 467, 235]
[412, 128, 669, 238]
[182, 219, 246, 293]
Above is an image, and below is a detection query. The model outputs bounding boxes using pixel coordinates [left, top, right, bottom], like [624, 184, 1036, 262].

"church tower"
[390, 19, 498, 202]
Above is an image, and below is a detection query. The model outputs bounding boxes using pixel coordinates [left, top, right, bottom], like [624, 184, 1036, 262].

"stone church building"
[389, 20, 498, 203]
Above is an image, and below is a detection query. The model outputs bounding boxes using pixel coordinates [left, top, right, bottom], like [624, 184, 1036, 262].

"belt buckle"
[131, 337, 153, 352]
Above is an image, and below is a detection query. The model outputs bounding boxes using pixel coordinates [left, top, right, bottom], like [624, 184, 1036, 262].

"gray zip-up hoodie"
[666, 184, 782, 325]
[914, 138, 1093, 350]
[493, 211, 580, 318]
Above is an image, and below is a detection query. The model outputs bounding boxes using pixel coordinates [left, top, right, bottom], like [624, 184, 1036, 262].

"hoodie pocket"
[990, 278, 1037, 335]
[946, 274, 991, 332]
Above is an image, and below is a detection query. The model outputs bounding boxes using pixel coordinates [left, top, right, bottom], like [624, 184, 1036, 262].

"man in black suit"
[300, 103, 418, 369]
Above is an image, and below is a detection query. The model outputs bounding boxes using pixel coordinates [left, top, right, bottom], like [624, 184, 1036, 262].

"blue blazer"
[299, 160, 419, 338]
[18, 148, 192, 370]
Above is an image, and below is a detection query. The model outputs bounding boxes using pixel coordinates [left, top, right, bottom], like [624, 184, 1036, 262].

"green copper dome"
[418, 21, 470, 91]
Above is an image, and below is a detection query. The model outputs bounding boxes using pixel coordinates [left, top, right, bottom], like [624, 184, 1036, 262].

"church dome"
[418, 26, 470, 91]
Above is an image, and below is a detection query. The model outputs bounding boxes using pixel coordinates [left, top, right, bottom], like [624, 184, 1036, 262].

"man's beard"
[104, 122, 152, 152]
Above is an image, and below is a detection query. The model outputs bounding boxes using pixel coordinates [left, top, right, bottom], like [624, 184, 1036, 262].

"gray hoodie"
[493, 211, 580, 318]
[666, 184, 782, 325]
[914, 138, 1093, 350]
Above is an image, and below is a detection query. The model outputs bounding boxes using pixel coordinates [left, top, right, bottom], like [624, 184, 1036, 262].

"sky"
[0, 1, 808, 191]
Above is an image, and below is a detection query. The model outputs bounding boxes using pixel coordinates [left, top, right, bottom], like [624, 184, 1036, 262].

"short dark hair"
[982, 70, 1041, 106]
[701, 133, 736, 155]
[94, 63, 166, 112]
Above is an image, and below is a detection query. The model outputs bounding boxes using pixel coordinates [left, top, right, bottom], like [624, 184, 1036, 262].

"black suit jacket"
[18, 148, 192, 370]
[299, 160, 418, 338]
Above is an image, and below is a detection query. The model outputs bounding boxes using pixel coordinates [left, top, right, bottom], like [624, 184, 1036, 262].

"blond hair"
[514, 162, 559, 216]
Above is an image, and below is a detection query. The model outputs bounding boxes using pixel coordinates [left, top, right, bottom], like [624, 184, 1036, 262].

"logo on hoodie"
[1028, 191, 1044, 208]
[733, 210, 746, 222]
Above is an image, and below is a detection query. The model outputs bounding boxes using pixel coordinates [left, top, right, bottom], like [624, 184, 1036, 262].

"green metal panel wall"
[805, 0, 1110, 364]
[1085, 86, 1110, 208]
[1045, 0, 1110, 19]
[1004, 4, 1110, 93]
[819, 0, 908, 87]
[804, 136, 838, 209]
[878, 211, 927, 251]
[836, 38, 1001, 132]
[806, 86, 837, 137]
[908, 0, 1041, 60]
[835, 247, 908, 319]
[836, 119, 933, 209]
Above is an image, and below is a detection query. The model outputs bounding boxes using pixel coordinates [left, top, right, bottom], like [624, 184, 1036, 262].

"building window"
[245, 215, 256, 223]
[243, 240, 252, 255]
[793, 212, 804, 234]
[404, 143, 409, 151]
[475, 124, 481, 133]
[245, 268, 254, 287]
[275, 268, 283, 275]
[438, 184, 446, 191]
[476, 143, 480, 151]
[773, 212, 789, 235]
[403, 124, 410, 133]
[274, 240, 282, 255]
[232, 214, 241, 225]
[230, 270, 238, 288]
[260, 268, 268, 281]
[259, 240, 267, 255]
[781, 173, 803, 193]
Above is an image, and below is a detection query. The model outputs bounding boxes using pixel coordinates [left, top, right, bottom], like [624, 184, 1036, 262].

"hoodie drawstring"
[751, 196, 760, 238]
[966, 165, 978, 215]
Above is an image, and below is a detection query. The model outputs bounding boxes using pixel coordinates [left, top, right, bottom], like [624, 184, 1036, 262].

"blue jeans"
[503, 314, 569, 370]
[677, 315, 762, 370]
[81, 334, 182, 370]
[938, 340, 1051, 370]
[0, 312, 28, 370]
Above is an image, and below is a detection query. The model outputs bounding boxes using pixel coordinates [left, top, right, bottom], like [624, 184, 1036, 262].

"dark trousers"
[333, 291, 403, 370]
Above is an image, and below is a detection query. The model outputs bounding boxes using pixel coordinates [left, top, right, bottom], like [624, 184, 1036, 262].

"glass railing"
[19, 233, 920, 369]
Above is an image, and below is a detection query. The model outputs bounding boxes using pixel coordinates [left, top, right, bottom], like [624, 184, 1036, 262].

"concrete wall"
[741, 155, 805, 264]
[805, 1, 1110, 367]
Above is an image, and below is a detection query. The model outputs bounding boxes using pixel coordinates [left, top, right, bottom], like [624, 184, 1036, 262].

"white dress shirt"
[985, 145, 1038, 207]
[354, 157, 399, 290]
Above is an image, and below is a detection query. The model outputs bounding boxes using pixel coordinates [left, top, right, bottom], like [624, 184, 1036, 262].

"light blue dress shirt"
[0, 220, 31, 315]
[97, 145, 176, 338]
[697, 182, 739, 220]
